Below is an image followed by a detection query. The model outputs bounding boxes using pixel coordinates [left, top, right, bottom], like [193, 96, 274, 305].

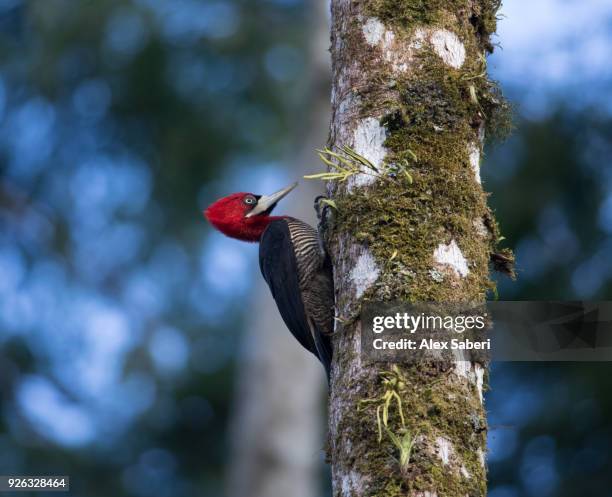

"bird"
[204, 182, 334, 380]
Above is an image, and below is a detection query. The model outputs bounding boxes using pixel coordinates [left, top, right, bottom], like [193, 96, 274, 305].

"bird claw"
[314, 195, 332, 256]
[314, 195, 328, 221]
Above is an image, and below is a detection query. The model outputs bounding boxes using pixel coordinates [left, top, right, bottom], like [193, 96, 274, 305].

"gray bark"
[326, 1, 505, 496]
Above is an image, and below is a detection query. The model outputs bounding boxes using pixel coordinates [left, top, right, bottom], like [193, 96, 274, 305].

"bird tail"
[312, 329, 332, 385]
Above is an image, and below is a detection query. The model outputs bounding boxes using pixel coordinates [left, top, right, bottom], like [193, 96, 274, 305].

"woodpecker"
[204, 182, 334, 379]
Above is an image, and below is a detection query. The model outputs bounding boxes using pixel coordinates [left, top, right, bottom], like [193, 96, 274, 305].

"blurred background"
[0, 1, 610, 496]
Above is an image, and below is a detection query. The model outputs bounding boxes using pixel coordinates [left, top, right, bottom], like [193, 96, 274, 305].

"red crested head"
[204, 183, 297, 242]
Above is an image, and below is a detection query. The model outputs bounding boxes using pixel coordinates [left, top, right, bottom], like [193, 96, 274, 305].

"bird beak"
[246, 182, 298, 218]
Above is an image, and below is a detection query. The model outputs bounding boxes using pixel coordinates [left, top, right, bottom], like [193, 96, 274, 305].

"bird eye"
[244, 196, 256, 205]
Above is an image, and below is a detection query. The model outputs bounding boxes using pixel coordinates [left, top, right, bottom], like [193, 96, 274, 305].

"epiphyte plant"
[304, 145, 414, 184]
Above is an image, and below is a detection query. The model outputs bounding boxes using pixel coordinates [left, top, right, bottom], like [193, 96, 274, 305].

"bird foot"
[314, 195, 332, 256]
[314, 195, 328, 221]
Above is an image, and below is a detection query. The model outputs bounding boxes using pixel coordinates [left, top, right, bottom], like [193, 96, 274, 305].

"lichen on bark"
[325, 1, 512, 496]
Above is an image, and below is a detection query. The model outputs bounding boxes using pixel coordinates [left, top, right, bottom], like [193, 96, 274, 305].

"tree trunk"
[326, 1, 508, 496]
[226, 1, 331, 496]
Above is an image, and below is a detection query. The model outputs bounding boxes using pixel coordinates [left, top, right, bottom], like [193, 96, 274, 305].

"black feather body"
[258, 217, 334, 379]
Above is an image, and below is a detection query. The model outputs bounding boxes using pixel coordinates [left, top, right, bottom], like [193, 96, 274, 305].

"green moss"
[365, 0, 502, 53]
[481, 79, 515, 142]
[338, 363, 487, 496]
[324, 13, 517, 305]
[331, 49, 511, 304]
[326, 1, 512, 495]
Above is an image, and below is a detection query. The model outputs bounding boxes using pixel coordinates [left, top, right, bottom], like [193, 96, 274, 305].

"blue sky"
[491, 0, 612, 116]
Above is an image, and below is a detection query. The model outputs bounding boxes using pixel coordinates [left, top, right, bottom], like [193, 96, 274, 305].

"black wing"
[259, 219, 331, 376]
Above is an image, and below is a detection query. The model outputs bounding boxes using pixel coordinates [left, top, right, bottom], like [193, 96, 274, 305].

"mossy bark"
[325, 1, 509, 496]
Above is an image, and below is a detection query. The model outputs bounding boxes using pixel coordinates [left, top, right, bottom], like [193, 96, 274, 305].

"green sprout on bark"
[319, 198, 338, 210]
[359, 365, 407, 442]
[359, 365, 416, 472]
[385, 427, 416, 475]
[304, 146, 414, 184]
